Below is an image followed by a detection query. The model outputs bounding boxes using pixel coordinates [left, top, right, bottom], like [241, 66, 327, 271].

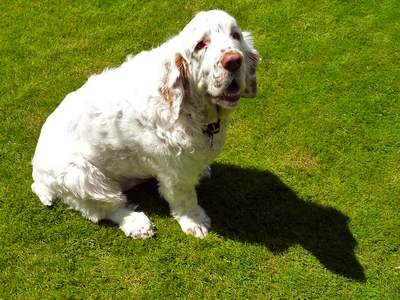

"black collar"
[203, 105, 221, 136]
[203, 119, 221, 148]
[188, 106, 221, 147]
[203, 119, 221, 136]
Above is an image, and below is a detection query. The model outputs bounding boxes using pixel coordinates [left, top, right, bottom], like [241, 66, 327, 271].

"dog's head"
[172, 10, 259, 110]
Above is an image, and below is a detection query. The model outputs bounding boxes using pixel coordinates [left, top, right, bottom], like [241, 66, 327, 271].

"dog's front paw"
[175, 206, 211, 238]
[120, 212, 155, 239]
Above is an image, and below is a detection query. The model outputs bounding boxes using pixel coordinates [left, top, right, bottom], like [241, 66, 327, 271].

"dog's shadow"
[126, 163, 366, 281]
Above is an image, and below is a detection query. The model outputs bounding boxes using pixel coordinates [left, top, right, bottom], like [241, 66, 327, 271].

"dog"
[32, 10, 259, 238]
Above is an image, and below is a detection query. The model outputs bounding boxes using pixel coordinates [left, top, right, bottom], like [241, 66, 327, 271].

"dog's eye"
[231, 32, 241, 41]
[195, 40, 207, 52]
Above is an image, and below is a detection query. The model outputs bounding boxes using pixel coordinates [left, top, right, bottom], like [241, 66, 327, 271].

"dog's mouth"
[209, 79, 241, 107]
[222, 80, 241, 102]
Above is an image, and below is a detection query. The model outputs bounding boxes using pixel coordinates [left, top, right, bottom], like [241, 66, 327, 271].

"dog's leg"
[107, 207, 155, 239]
[158, 180, 211, 238]
[54, 157, 153, 238]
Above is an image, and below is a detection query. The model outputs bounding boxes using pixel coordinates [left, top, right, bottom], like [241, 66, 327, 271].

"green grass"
[1, 0, 399, 298]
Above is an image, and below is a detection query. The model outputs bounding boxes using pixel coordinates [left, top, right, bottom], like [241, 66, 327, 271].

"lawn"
[1, 0, 399, 298]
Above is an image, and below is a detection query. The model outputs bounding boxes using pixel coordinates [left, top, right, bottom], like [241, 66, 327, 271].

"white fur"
[32, 10, 259, 239]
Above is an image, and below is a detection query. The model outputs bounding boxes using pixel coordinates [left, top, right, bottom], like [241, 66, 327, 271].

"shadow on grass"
[125, 163, 366, 282]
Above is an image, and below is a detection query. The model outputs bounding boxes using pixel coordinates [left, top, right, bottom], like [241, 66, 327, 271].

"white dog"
[32, 10, 259, 239]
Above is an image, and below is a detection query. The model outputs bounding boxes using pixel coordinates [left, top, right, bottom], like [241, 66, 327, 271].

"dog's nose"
[221, 51, 242, 73]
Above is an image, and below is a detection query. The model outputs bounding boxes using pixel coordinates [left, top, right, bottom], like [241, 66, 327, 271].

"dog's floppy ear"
[241, 31, 260, 98]
[158, 53, 190, 123]
[175, 53, 189, 88]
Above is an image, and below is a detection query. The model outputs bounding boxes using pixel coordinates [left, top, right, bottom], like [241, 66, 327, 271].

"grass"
[1, 0, 399, 298]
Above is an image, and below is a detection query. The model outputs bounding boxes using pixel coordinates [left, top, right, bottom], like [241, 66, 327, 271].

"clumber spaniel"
[32, 10, 259, 238]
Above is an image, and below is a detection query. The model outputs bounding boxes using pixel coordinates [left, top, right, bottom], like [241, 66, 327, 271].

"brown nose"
[221, 51, 242, 72]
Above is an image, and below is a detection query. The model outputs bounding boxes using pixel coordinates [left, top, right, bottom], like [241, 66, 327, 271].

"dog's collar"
[203, 119, 220, 148]
[204, 105, 221, 147]
[187, 106, 221, 147]
[203, 119, 221, 136]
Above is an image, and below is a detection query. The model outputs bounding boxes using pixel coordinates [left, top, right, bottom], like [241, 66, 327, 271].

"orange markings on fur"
[159, 62, 173, 106]
[159, 54, 189, 107]
[175, 53, 189, 80]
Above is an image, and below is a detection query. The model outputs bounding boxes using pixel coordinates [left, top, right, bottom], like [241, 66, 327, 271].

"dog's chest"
[92, 119, 226, 181]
